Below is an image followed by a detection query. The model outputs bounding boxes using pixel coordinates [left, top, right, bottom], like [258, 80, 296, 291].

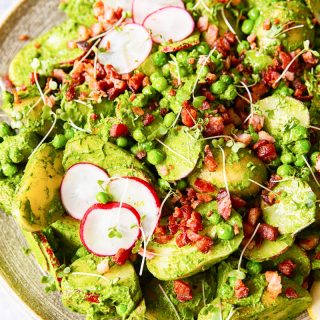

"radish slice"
[104, 0, 133, 13]
[132, 0, 184, 24]
[60, 163, 109, 220]
[108, 177, 161, 238]
[80, 202, 141, 256]
[143, 6, 194, 44]
[98, 23, 152, 74]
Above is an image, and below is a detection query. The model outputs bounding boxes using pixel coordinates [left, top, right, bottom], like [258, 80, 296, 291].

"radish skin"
[80, 202, 141, 256]
[60, 163, 109, 220]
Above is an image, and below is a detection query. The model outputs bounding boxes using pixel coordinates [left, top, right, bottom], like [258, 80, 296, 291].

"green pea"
[217, 223, 234, 240]
[179, 66, 188, 77]
[2, 163, 18, 177]
[280, 152, 295, 164]
[207, 211, 222, 225]
[151, 76, 168, 92]
[153, 52, 168, 67]
[186, 2, 194, 10]
[142, 85, 156, 97]
[197, 65, 210, 79]
[291, 139, 311, 155]
[241, 19, 254, 35]
[197, 42, 210, 55]
[147, 149, 166, 165]
[277, 164, 294, 177]
[52, 134, 67, 149]
[9, 148, 24, 164]
[133, 129, 146, 142]
[220, 74, 233, 85]
[132, 94, 147, 107]
[248, 8, 260, 21]
[229, 277, 237, 287]
[64, 128, 75, 140]
[277, 85, 294, 97]
[220, 284, 233, 299]
[158, 178, 171, 190]
[96, 192, 112, 204]
[315, 64, 320, 75]
[311, 151, 320, 165]
[0, 122, 12, 138]
[116, 137, 128, 148]
[141, 141, 155, 152]
[162, 64, 171, 78]
[223, 85, 238, 101]
[116, 304, 127, 316]
[130, 144, 140, 155]
[290, 125, 308, 141]
[237, 40, 250, 54]
[176, 51, 188, 64]
[176, 179, 187, 190]
[2, 91, 14, 105]
[150, 71, 163, 83]
[164, 112, 176, 127]
[246, 261, 262, 275]
[210, 80, 227, 95]
[193, 96, 206, 108]
[294, 155, 305, 167]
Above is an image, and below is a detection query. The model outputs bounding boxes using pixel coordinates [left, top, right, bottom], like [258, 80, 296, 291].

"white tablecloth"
[0, 3, 33, 320]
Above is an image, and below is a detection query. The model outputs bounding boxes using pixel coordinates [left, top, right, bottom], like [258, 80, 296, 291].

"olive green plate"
[0, 0, 312, 319]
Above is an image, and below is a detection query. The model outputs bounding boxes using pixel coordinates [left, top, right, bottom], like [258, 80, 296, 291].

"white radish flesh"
[132, 0, 184, 24]
[98, 23, 152, 74]
[143, 6, 194, 44]
[108, 177, 161, 238]
[104, 0, 133, 13]
[60, 163, 109, 220]
[80, 202, 141, 256]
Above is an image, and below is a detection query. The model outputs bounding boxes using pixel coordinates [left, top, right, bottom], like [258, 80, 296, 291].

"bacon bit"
[315, 252, 320, 260]
[278, 259, 297, 277]
[136, 150, 147, 160]
[196, 193, 213, 203]
[234, 279, 249, 299]
[204, 145, 218, 172]
[186, 211, 203, 232]
[52, 69, 67, 83]
[194, 178, 215, 193]
[258, 223, 279, 241]
[44, 95, 56, 108]
[132, 107, 144, 116]
[90, 22, 104, 37]
[188, 57, 196, 65]
[204, 24, 219, 48]
[258, 131, 275, 143]
[186, 229, 202, 242]
[247, 34, 256, 44]
[247, 208, 261, 227]
[217, 189, 232, 221]
[169, 89, 176, 96]
[128, 73, 145, 92]
[285, 287, 298, 299]
[265, 271, 282, 299]
[299, 235, 320, 251]
[85, 293, 100, 304]
[34, 42, 41, 49]
[197, 16, 209, 32]
[142, 76, 150, 87]
[315, 155, 320, 173]
[235, 133, 252, 146]
[112, 248, 130, 265]
[249, 114, 264, 132]
[230, 195, 247, 209]
[143, 113, 155, 126]
[181, 102, 197, 127]
[262, 191, 276, 206]
[196, 236, 213, 253]
[253, 140, 277, 163]
[19, 34, 30, 41]
[204, 116, 224, 137]
[110, 123, 129, 137]
[174, 280, 193, 302]
[302, 51, 319, 65]
[66, 85, 76, 101]
[263, 19, 271, 30]
[176, 231, 189, 247]
[93, 1, 104, 17]
[78, 25, 90, 41]
[243, 222, 255, 238]
[234, 224, 240, 235]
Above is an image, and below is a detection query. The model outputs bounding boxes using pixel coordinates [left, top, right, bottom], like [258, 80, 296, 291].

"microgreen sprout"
[248, 178, 273, 193]
[107, 226, 123, 239]
[68, 119, 92, 134]
[274, 24, 305, 38]
[170, 54, 181, 86]
[221, 7, 240, 43]
[301, 155, 320, 187]
[158, 284, 181, 320]
[218, 145, 230, 198]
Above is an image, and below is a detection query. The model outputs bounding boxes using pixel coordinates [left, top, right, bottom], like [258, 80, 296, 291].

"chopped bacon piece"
[204, 116, 224, 137]
[197, 16, 209, 32]
[230, 195, 247, 209]
[302, 51, 318, 65]
[265, 271, 282, 299]
[53, 69, 67, 83]
[247, 208, 261, 227]
[186, 229, 202, 242]
[110, 123, 129, 137]
[143, 113, 155, 126]
[249, 114, 264, 132]
[316, 155, 320, 173]
[168, 216, 179, 235]
[85, 293, 100, 304]
[195, 236, 213, 253]
[173, 280, 193, 302]
[234, 279, 249, 299]
[299, 235, 320, 251]
[136, 150, 147, 160]
[243, 222, 255, 238]
[278, 259, 297, 277]
[204, 145, 218, 172]
[217, 189, 232, 221]
[235, 133, 252, 146]
[285, 287, 298, 299]
[204, 24, 219, 48]
[176, 231, 189, 247]
[196, 193, 213, 203]
[258, 223, 279, 241]
[112, 248, 130, 265]
[263, 19, 271, 30]
[128, 72, 145, 92]
[194, 179, 215, 193]
[315, 252, 320, 260]
[186, 211, 203, 233]
[258, 131, 275, 143]
[66, 85, 76, 101]
[181, 102, 197, 127]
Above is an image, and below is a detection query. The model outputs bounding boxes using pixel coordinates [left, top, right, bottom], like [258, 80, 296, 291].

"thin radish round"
[108, 177, 161, 238]
[98, 23, 152, 74]
[104, 0, 133, 13]
[60, 163, 109, 220]
[80, 202, 141, 256]
[143, 6, 194, 44]
[132, 0, 184, 24]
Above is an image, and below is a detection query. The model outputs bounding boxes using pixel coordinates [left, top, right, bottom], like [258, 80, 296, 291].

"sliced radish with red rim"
[143, 6, 195, 44]
[104, 0, 133, 13]
[60, 163, 109, 220]
[80, 202, 141, 256]
[98, 23, 152, 74]
[108, 177, 161, 238]
[132, 0, 184, 24]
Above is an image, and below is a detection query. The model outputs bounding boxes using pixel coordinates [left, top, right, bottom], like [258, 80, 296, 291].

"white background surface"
[0, 2, 33, 320]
